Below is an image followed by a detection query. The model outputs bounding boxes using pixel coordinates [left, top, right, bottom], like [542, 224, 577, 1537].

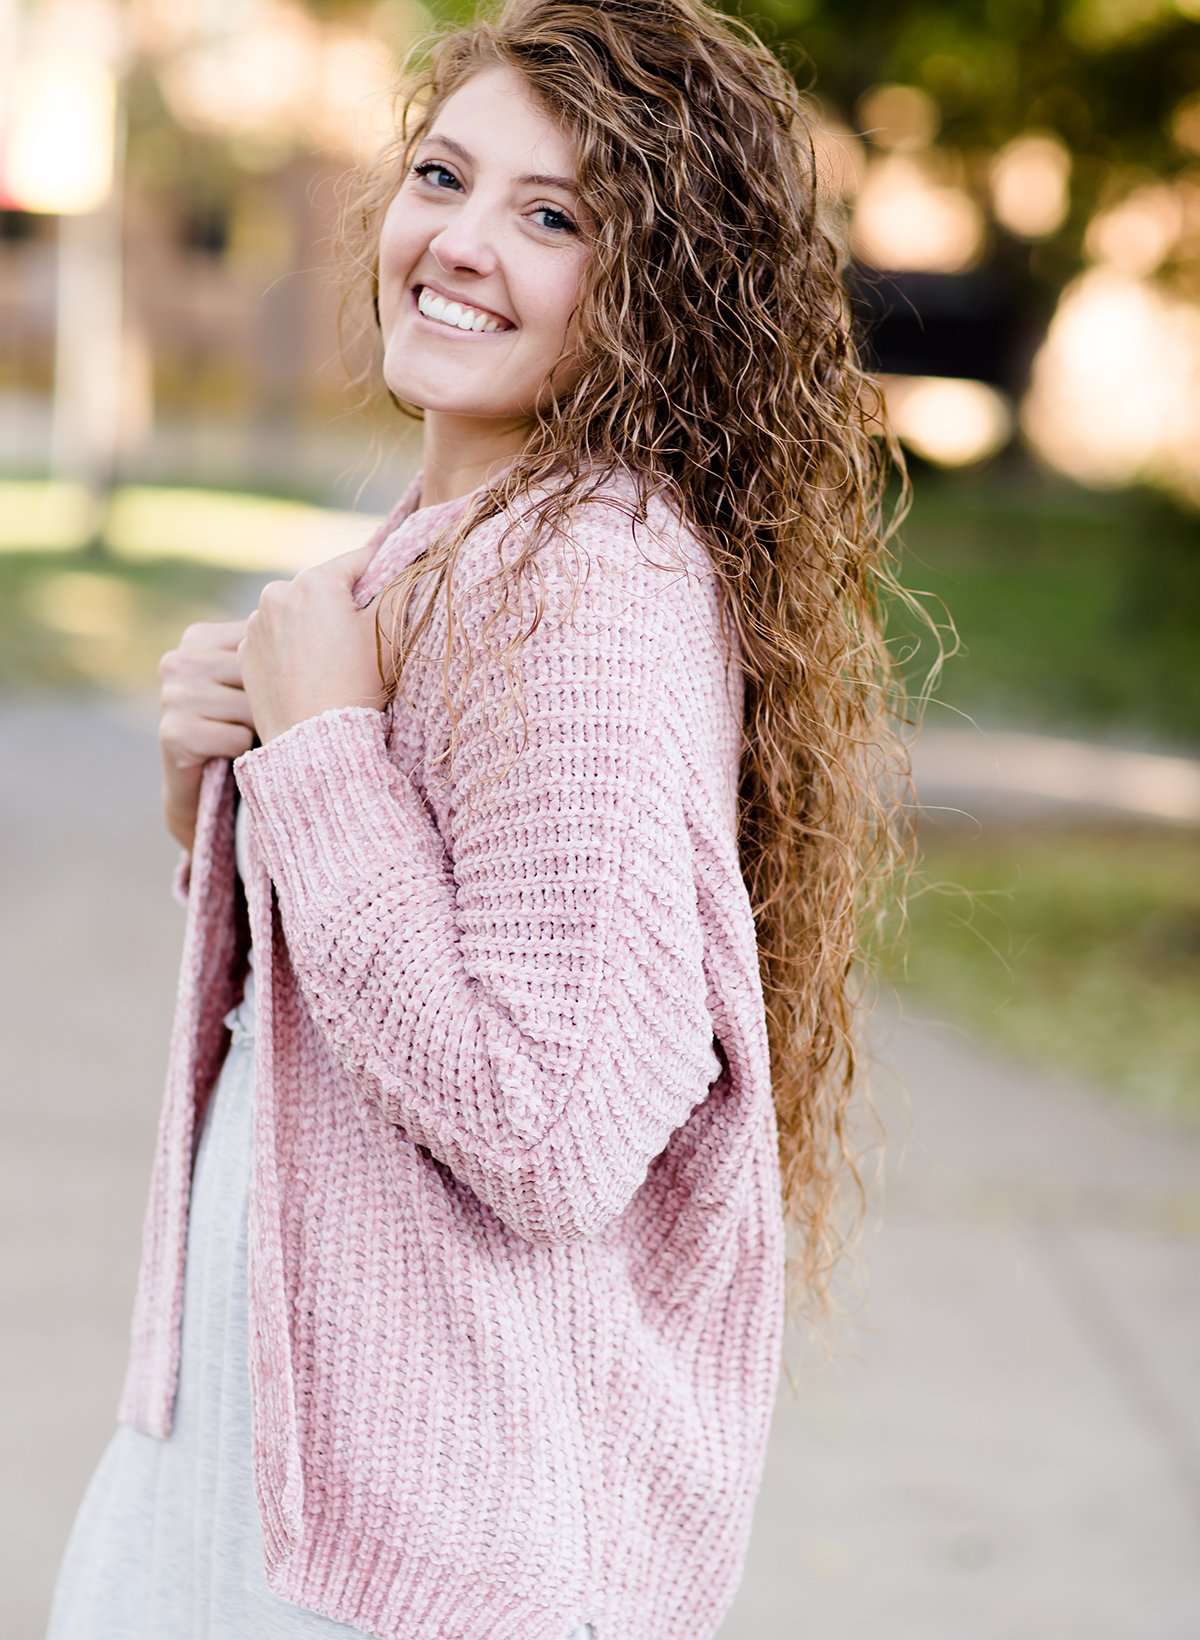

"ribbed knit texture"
[117, 464, 787, 1640]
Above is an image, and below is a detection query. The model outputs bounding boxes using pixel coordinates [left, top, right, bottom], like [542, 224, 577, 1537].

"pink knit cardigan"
[116, 463, 786, 1640]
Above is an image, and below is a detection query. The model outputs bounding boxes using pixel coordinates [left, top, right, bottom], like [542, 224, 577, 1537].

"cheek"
[533, 261, 587, 352]
[378, 197, 418, 286]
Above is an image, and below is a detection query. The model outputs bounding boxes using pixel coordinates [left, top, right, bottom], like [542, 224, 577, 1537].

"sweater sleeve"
[232, 555, 725, 1246]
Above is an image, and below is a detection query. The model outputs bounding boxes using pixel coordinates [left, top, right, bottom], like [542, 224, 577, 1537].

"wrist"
[258, 700, 383, 746]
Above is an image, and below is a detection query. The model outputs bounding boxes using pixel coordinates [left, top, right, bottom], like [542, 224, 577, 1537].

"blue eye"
[411, 160, 458, 189]
[532, 206, 578, 235]
[409, 161, 579, 236]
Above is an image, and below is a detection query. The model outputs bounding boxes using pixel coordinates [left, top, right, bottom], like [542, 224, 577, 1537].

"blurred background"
[3, 0, 1198, 1635]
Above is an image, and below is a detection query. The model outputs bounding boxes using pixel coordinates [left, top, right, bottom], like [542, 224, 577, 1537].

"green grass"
[0, 548, 250, 693]
[887, 464, 1200, 751]
[0, 477, 384, 572]
[3, 463, 1197, 744]
[878, 823, 1200, 1125]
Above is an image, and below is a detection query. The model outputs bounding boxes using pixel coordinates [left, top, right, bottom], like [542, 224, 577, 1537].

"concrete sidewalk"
[3, 694, 1198, 1639]
[913, 723, 1200, 827]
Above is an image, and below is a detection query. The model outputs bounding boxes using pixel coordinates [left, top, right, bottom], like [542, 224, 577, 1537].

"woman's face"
[377, 65, 591, 422]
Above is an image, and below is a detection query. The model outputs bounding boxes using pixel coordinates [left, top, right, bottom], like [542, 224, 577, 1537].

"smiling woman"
[371, 62, 594, 505]
[46, 2, 940, 1638]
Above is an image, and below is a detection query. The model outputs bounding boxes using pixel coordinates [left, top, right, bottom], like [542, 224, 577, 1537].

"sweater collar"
[354, 455, 522, 607]
[401, 453, 529, 535]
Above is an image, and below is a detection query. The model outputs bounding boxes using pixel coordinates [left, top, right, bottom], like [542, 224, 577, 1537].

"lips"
[412, 281, 516, 331]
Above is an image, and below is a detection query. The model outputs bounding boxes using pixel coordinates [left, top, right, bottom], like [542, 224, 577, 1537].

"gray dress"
[46, 799, 594, 1640]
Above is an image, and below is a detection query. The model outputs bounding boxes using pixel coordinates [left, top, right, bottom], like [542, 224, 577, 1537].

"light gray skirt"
[46, 971, 595, 1640]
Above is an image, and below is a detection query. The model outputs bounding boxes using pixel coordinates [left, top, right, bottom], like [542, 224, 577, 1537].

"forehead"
[428, 65, 578, 175]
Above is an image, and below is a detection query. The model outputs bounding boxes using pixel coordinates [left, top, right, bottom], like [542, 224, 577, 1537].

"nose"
[428, 198, 501, 281]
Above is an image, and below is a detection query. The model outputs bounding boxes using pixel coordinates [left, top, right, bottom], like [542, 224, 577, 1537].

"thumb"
[318, 538, 380, 584]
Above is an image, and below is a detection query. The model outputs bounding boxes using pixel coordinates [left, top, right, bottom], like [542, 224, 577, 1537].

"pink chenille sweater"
[116, 462, 787, 1640]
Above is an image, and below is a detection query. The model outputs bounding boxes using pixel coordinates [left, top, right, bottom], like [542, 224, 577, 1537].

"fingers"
[160, 638, 254, 719]
[205, 651, 247, 689]
[160, 643, 244, 689]
[179, 618, 248, 651]
[159, 672, 252, 724]
[159, 616, 258, 772]
[160, 711, 255, 767]
[198, 679, 256, 726]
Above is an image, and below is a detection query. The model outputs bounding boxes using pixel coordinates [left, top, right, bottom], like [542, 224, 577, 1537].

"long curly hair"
[332, 0, 947, 1328]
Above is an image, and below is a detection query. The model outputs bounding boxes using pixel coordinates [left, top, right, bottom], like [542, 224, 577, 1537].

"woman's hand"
[158, 618, 256, 852]
[238, 542, 385, 746]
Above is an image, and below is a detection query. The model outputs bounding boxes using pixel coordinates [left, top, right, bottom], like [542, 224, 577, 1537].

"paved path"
[913, 723, 1200, 827]
[3, 694, 1198, 1638]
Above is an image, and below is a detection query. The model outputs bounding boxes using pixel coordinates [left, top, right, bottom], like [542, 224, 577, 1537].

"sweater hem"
[265, 1507, 603, 1640]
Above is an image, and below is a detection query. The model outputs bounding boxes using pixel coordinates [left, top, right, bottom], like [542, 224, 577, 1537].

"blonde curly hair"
[332, 0, 948, 1329]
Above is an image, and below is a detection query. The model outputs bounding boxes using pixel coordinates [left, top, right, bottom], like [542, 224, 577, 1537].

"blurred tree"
[414, 0, 1196, 287]
[736, 0, 1196, 283]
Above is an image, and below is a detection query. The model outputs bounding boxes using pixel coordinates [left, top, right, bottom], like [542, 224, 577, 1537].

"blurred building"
[1, 0, 418, 508]
[1, 0, 1197, 510]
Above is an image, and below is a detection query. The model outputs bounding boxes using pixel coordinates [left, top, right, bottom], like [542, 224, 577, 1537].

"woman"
[47, 1, 934, 1636]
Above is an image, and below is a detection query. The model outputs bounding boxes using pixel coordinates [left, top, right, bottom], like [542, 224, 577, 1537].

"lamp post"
[5, 0, 131, 553]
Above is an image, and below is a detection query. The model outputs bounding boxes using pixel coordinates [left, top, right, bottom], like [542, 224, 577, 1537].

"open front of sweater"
[117, 465, 787, 1640]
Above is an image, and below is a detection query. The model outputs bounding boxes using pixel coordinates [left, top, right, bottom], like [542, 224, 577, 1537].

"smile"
[410, 284, 517, 338]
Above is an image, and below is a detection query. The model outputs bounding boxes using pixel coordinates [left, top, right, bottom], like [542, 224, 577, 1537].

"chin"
[384, 372, 508, 420]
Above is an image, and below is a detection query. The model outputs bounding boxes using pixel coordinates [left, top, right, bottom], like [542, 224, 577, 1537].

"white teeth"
[417, 287, 508, 333]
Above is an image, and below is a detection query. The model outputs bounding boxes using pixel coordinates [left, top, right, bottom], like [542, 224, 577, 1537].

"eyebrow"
[417, 132, 579, 195]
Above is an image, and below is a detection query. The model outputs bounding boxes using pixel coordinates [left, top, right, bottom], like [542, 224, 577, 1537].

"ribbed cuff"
[232, 705, 446, 919]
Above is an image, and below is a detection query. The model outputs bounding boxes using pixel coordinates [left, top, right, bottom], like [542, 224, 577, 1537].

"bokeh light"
[851, 152, 986, 272]
[880, 375, 1014, 467]
[990, 133, 1072, 239]
[1021, 265, 1200, 503]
